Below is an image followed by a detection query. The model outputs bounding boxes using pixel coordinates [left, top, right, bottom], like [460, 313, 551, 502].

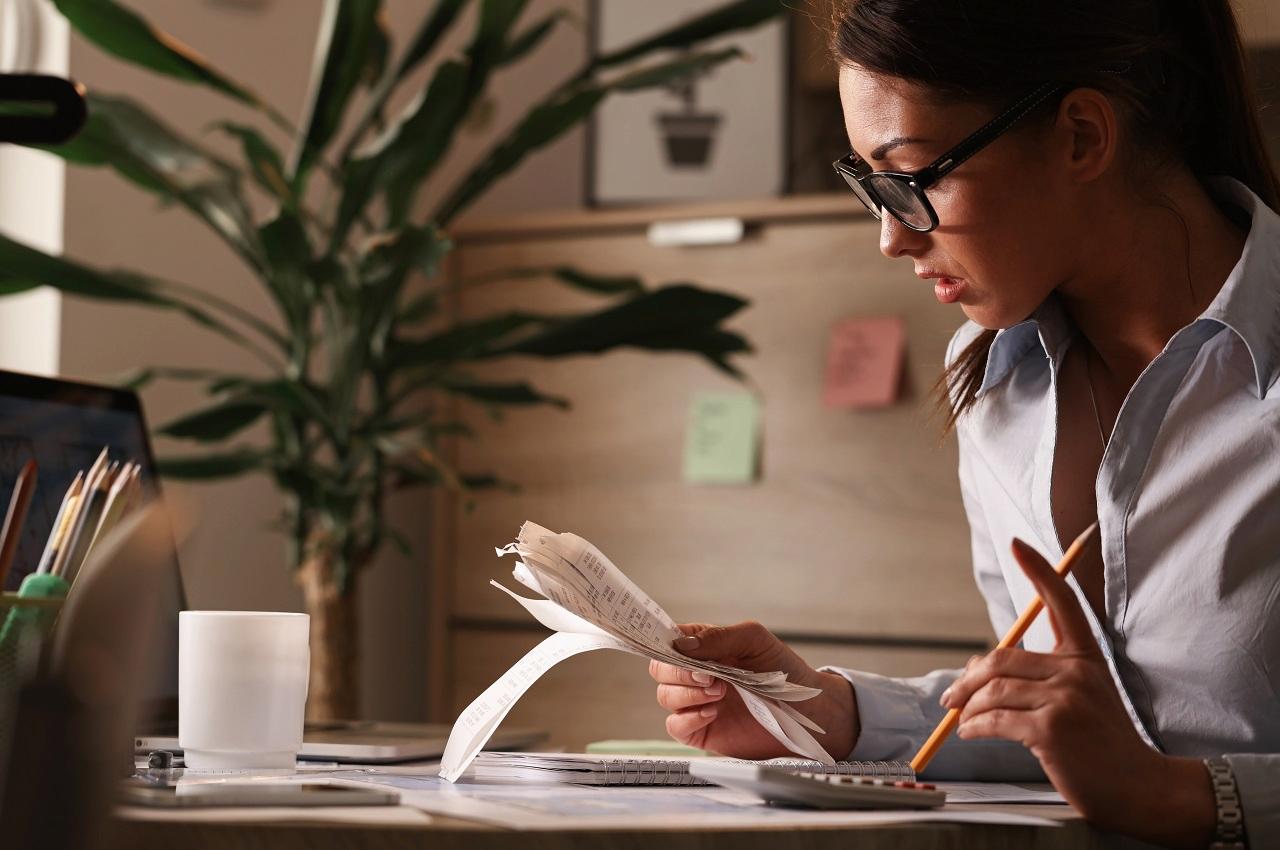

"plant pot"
[656, 112, 722, 168]
[294, 553, 359, 722]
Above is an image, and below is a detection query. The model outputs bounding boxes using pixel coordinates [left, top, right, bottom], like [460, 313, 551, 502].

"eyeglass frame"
[832, 80, 1068, 233]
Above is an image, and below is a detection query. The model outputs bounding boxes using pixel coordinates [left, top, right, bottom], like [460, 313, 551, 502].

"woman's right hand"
[648, 621, 860, 760]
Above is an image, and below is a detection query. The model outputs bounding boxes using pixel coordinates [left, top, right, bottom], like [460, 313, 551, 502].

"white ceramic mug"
[179, 611, 310, 769]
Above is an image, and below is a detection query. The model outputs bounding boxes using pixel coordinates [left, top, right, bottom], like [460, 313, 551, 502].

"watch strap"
[1205, 757, 1246, 850]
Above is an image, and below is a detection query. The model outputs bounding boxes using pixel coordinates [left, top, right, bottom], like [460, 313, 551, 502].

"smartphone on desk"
[120, 777, 399, 808]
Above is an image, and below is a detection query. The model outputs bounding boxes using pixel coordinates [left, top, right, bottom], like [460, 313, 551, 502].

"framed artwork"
[586, 0, 790, 206]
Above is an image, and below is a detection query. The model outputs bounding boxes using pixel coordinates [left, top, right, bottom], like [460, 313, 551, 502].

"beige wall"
[60, 0, 586, 719]
[51, 0, 1280, 723]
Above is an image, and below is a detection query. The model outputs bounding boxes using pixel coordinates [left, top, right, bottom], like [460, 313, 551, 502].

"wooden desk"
[113, 804, 1155, 850]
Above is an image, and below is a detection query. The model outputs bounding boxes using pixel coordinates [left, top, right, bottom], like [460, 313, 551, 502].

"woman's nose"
[879, 212, 928, 259]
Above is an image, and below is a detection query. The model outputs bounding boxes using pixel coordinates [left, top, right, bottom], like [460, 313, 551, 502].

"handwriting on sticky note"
[683, 392, 760, 485]
[823, 316, 906, 409]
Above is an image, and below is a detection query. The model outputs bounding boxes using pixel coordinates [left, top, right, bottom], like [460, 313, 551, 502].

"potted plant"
[0, 0, 779, 720]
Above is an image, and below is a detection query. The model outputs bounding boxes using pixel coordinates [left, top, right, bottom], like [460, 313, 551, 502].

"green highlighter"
[0, 572, 70, 651]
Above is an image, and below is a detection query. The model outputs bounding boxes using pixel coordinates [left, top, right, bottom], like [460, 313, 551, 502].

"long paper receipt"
[439, 521, 833, 782]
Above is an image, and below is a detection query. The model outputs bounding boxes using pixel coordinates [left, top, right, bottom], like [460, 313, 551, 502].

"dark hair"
[832, 0, 1280, 432]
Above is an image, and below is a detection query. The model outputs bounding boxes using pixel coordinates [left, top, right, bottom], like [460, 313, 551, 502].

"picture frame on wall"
[586, 0, 790, 206]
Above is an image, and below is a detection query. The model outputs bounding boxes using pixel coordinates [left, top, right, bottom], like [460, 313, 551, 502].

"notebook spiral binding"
[770, 759, 915, 780]
[603, 758, 704, 786]
[598, 758, 915, 786]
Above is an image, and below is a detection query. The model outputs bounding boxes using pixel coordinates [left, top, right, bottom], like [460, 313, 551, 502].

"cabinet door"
[1239, 0, 1280, 46]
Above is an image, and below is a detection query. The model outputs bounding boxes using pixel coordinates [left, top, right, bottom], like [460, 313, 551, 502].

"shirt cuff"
[819, 664, 1045, 781]
[1225, 753, 1280, 849]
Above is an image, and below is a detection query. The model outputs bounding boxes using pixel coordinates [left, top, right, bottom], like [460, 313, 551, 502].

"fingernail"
[939, 688, 952, 708]
[699, 706, 718, 718]
[691, 671, 712, 685]
[674, 636, 700, 652]
[704, 684, 723, 697]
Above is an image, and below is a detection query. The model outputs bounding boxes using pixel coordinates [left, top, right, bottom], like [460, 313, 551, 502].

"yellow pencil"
[909, 522, 1099, 774]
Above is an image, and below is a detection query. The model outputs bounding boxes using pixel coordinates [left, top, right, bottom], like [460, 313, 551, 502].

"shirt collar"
[1196, 177, 1280, 398]
[977, 296, 1073, 397]
[977, 177, 1280, 399]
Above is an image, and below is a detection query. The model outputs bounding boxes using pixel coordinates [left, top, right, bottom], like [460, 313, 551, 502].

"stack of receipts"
[440, 521, 833, 783]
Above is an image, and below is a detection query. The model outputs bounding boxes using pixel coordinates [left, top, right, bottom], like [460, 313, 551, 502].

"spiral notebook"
[470, 752, 915, 786]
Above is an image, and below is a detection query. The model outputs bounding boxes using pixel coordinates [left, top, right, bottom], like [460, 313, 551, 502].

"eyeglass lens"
[836, 168, 881, 219]
[865, 175, 933, 230]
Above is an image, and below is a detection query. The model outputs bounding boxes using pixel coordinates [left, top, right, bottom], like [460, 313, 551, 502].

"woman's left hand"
[940, 536, 1216, 849]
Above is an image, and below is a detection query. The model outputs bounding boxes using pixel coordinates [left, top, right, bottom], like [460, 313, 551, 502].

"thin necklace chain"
[1084, 349, 1109, 450]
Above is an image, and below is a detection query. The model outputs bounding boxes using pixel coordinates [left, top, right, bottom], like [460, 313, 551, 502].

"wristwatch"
[1204, 757, 1246, 849]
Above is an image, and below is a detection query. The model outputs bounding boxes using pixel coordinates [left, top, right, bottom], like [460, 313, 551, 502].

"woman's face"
[838, 66, 1081, 329]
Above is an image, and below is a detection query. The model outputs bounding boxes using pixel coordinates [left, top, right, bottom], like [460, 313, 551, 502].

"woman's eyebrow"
[869, 136, 930, 161]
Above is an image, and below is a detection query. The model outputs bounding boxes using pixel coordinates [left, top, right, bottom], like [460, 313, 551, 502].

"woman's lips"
[933, 277, 967, 304]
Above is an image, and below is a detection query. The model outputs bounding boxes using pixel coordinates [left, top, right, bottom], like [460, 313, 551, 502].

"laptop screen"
[0, 369, 183, 728]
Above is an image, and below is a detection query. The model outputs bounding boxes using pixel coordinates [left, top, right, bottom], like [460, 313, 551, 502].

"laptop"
[0, 369, 544, 763]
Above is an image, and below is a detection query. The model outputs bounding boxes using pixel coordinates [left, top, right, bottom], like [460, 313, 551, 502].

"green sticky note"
[683, 392, 760, 485]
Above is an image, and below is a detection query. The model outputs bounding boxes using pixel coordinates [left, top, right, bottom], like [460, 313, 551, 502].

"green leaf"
[435, 86, 603, 226]
[587, 0, 783, 73]
[158, 400, 267, 442]
[291, 0, 385, 182]
[335, 0, 467, 165]
[257, 211, 314, 331]
[394, 0, 468, 81]
[362, 9, 392, 87]
[0, 231, 279, 362]
[46, 93, 266, 276]
[388, 312, 555, 368]
[336, 0, 530, 235]
[357, 226, 452, 373]
[497, 9, 574, 67]
[482, 284, 751, 375]
[157, 449, 271, 480]
[114, 365, 239, 390]
[211, 121, 293, 205]
[438, 377, 569, 408]
[52, 0, 277, 118]
[434, 48, 741, 225]
[210, 377, 333, 427]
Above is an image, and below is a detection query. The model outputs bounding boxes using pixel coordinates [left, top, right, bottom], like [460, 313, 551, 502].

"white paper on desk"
[934, 782, 1067, 805]
[439, 522, 833, 782]
[339, 773, 1066, 831]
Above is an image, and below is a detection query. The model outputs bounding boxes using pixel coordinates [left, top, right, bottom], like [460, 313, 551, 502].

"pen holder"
[0, 576, 68, 796]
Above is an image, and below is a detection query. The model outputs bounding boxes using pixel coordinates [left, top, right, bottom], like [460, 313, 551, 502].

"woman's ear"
[1055, 88, 1119, 184]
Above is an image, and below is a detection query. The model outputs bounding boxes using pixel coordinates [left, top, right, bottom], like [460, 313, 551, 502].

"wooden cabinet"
[432, 196, 992, 746]
[1239, 0, 1280, 46]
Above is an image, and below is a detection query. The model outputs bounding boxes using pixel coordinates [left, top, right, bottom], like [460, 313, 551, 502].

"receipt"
[439, 522, 833, 781]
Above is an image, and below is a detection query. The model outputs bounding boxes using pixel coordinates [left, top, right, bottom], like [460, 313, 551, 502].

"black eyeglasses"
[832, 81, 1066, 233]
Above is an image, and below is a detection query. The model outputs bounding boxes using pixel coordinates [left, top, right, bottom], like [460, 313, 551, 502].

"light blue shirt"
[825, 177, 1280, 846]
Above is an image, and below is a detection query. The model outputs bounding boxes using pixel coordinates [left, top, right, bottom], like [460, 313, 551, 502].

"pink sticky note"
[823, 316, 907, 409]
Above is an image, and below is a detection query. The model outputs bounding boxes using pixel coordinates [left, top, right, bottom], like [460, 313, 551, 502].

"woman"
[648, 2, 1280, 847]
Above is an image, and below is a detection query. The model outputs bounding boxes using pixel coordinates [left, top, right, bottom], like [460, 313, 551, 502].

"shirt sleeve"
[817, 665, 1044, 780]
[1225, 754, 1280, 848]
[817, 330, 1043, 780]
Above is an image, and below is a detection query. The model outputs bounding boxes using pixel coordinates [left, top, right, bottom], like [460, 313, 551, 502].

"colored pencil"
[909, 522, 1100, 774]
[57, 459, 113, 582]
[0, 459, 37, 589]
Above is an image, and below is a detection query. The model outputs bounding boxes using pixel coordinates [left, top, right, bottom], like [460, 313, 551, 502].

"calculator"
[689, 761, 946, 810]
